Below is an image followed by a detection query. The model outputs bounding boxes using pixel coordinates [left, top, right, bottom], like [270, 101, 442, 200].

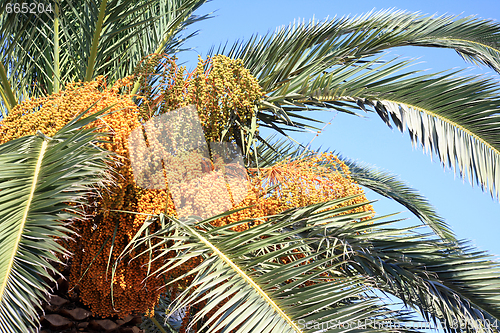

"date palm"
[1, 1, 500, 332]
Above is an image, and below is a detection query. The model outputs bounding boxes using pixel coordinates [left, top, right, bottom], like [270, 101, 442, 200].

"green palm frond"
[0, 111, 111, 333]
[340, 158, 456, 243]
[339, 217, 500, 332]
[116, 197, 500, 333]
[61, 0, 209, 82]
[295, 62, 500, 201]
[217, 10, 500, 92]
[259, 57, 500, 203]
[0, 0, 209, 113]
[117, 200, 416, 333]
[213, 10, 500, 202]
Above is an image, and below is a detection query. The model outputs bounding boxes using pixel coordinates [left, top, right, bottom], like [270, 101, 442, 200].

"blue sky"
[178, 0, 500, 258]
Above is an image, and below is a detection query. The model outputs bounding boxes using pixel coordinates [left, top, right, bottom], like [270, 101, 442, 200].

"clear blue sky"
[178, 0, 500, 257]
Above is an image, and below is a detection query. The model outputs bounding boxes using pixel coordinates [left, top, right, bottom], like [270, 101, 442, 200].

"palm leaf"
[312, 209, 500, 333]
[213, 10, 500, 202]
[114, 197, 500, 333]
[0, 112, 111, 333]
[0, 61, 15, 114]
[298, 63, 500, 201]
[0, 0, 210, 115]
[117, 200, 418, 333]
[58, 0, 209, 83]
[216, 10, 500, 93]
[255, 57, 500, 203]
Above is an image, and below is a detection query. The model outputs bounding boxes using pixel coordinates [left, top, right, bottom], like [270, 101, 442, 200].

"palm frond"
[315, 210, 500, 333]
[117, 200, 421, 333]
[313, 65, 500, 202]
[212, 10, 500, 201]
[295, 201, 500, 332]
[0, 111, 111, 333]
[116, 197, 500, 333]
[0, 61, 15, 113]
[216, 10, 500, 93]
[360, 74, 500, 201]
[0, 0, 210, 114]
[265, 56, 500, 202]
[60, 0, 209, 83]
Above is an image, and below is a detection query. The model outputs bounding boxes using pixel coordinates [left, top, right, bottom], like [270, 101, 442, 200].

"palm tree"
[1, 2, 500, 332]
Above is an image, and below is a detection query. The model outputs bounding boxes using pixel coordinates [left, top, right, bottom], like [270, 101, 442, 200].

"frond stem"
[381, 98, 500, 159]
[85, 0, 108, 82]
[0, 61, 17, 112]
[444, 38, 500, 55]
[0, 86, 12, 117]
[0, 139, 48, 301]
[53, 0, 60, 93]
[175, 217, 303, 333]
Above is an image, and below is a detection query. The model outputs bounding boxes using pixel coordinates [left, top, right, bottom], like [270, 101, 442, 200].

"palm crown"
[1, 1, 500, 332]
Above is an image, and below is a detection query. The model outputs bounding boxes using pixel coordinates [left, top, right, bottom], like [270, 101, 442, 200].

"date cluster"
[5, 2, 53, 14]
